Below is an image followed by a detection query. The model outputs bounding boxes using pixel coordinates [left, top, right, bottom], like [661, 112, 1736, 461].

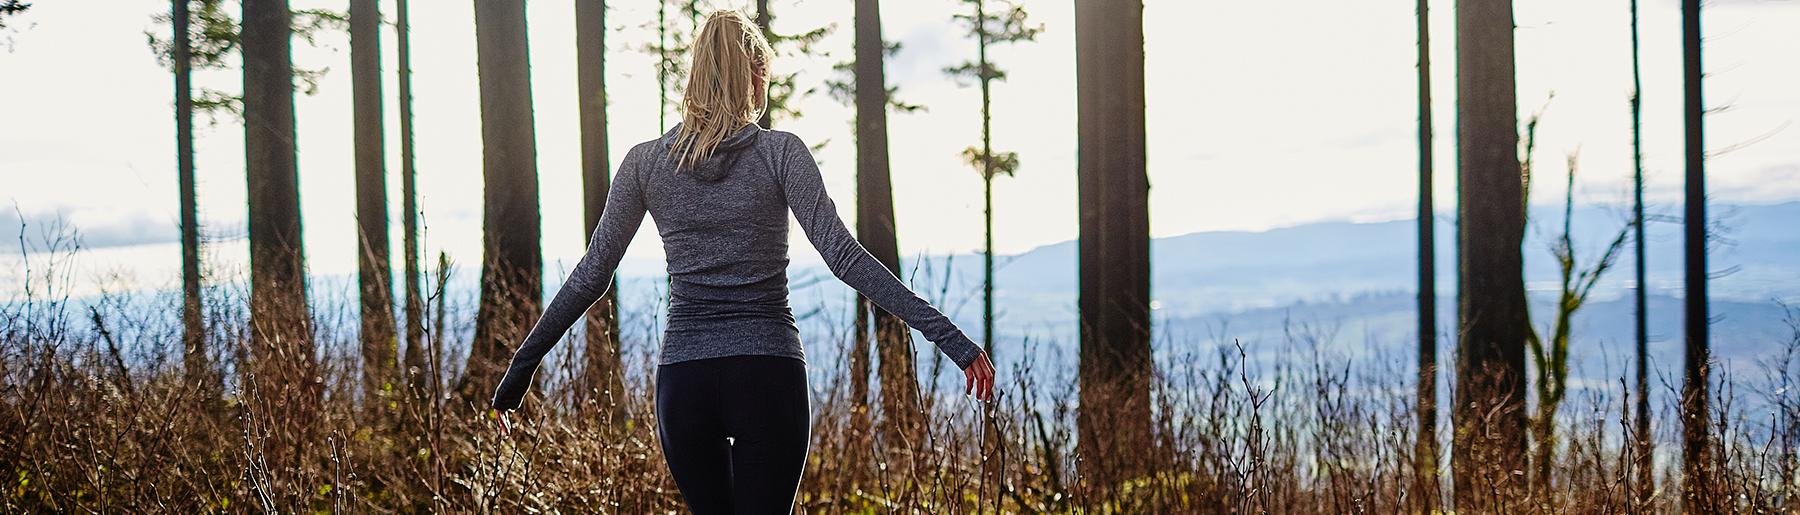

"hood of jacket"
[658, 122, 763, 182]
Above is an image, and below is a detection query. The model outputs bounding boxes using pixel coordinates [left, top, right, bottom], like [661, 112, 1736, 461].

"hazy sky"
[3, 0, 1797, 295]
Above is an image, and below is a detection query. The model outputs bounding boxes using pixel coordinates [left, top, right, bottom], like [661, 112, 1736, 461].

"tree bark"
[855, 0, 924, 448]
[1679, 0, 1712, 508]
[969, 0, 1005, 497]
[1074, 0, 1152, 493]
[1452, 0, 1528, 509]
[351, 0, 396, 415]
[242, 0, 319, 489]
[755, 0, 771, 128]
[657, 0, 669, 131]
[462, 0, 543, 404]
[174, 0, 210, 396]
[575, 0, 625, 422]
[1413, 0, 1439, 509]
[977, 0, 995, 359]
[1628, 0, 1654, 506]
[397, 0, 428, 398]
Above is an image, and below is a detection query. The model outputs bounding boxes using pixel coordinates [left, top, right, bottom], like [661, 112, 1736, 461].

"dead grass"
[3, 229, 1797, 513]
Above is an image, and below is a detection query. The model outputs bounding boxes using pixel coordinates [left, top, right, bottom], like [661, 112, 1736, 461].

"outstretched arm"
[490, 157, 647, 411]
[776, 134, 985, 370]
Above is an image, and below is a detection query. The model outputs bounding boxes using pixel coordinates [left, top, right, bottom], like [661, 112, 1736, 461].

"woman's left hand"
[490, 409, 513, 439]
[964, 352, 996, 402]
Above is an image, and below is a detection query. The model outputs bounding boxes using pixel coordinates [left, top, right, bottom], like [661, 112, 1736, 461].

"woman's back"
[638, 124, 790, 304]
[490, 121, 982, 410]
[632, 123, 806, 359]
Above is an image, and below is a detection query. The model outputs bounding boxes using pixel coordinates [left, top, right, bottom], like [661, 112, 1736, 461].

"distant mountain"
[694, 201, 1800, 376]
[951, 201, 1800, 324]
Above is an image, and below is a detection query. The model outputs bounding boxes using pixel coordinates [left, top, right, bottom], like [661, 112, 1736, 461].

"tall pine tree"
[752, 0, 831, 129]
[1413, 0, 1439, 509]
[171, 0, 209, 394]
[1074, 0, 1152, 492]
[1679, 0, 1712, 508]
[396, 0, 429, 397]
[1452, 0, 1528, 508]
[242, 0, 319, 487]
[944, 0, 1038, 358]
[575, 0, 625, 421]
[462, 0, 543, 403]
[1628, 0, 1653, 504]
[854, 0, 925, 446]
[350, 0, 396, 414]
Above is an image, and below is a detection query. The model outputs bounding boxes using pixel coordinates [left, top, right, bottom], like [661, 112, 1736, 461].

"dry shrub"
[4, 228, 1797, 513]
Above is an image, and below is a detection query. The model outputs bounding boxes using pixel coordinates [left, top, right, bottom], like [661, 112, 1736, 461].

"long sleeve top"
[491, 123, 983, 410]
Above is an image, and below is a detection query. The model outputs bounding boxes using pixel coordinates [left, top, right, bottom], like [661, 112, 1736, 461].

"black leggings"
[656, 355, 810, 514]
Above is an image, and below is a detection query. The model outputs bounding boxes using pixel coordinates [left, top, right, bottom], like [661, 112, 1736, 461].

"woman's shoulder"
[614, 137, 669, 174]
[764, 128, 805, 145]
[625, 137, 667, 160]
[754, 128, 811, 157]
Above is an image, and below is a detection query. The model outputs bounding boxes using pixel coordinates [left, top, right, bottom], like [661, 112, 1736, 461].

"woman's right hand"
[964, 352, 996, 402]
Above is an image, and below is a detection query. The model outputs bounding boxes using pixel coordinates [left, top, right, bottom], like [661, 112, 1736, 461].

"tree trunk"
[397, 0, 427, 398]
[242, 0, 319, 490]
[855, 0, 924, 449]
[1628, 0, 1654, 506]
[174, 0, 210, 396]
[755, 0, 772, 128]
[350, 0, 396, 416]
[851, 300, 871, 406]
[1679, 0, 1712, 508]
[1074, 0, 1152, 493]
[972, 0, 1005, 497]
[462, 0, 543, 404]
[977, 0, 995, 358]
[575, 0, 625, 422]
[1452, 0, 1528, 509]
[657, 0, 669, 131]
[1413, 0, 1439, 509]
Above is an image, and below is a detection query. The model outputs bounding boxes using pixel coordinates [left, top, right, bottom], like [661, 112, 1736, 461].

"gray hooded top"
[492, 123, 983, 410]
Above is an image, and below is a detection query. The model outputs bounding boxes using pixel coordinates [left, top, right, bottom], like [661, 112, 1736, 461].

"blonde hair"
[672, 10, 774, 171]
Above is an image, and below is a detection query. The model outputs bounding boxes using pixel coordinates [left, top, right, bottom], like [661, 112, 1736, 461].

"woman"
[489, 9, 996, 513]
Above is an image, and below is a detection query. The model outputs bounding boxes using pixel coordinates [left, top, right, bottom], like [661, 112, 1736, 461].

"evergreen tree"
[1412, 0, 1439, 508]
[350, 0, 397, 415]
[943, 0, 1039, 359]
[0, 0, 29, 30]
[575, 0, 625, 421]
[1451, 0, 1529, 508]
[242, 0, 320, 486]
[170, 0, 209, 394]
[1073, 0, 1152, 491]
[852, 0, 924, 446]
[1679, 0, 1713, 508]
[1628, 0, 1654, 504]
[396, 0, 428, 398]
[752, 0, 831, 129]
[461, 0, 543, 404]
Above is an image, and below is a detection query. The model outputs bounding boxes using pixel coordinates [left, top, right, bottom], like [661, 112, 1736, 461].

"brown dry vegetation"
[4, 229, 1799, 513]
